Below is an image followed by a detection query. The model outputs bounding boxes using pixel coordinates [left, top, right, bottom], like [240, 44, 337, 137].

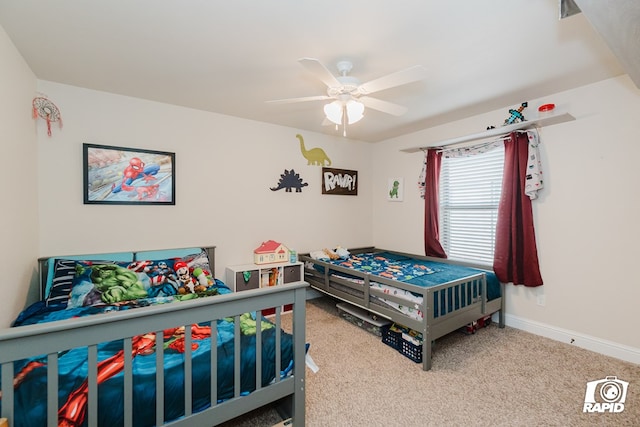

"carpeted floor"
[219, 296, 639, 426]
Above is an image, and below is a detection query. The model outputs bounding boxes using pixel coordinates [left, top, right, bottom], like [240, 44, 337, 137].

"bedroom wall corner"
[0, 24, 39, 327]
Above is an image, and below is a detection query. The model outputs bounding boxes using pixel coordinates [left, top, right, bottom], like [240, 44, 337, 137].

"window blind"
[439, 146, 504, 266]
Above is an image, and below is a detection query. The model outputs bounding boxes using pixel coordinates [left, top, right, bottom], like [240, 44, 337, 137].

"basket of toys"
[399, 330, 423, 363]
[382, 323, 424, 363]
[381, 324, 401, 350]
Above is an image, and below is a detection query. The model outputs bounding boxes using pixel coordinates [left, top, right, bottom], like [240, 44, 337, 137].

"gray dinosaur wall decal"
[270, 169, 308, 192]
[297, 134, 331, 166]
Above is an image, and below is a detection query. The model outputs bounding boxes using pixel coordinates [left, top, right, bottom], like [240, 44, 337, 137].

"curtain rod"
[426, 129, 533, 152]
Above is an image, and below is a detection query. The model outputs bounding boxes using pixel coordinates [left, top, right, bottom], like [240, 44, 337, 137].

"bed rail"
[0, 282, 308, 427]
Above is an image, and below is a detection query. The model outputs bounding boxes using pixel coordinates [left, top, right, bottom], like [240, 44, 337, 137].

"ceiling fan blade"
[266, 95, 332, 104]
[298, 57, 341, 88]
[357, 65, 427, 95]
[359, 96, 408, 116]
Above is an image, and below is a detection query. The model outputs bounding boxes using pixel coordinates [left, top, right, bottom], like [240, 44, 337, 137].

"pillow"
[46, 259, 129, 306]
[130, 250, 214, 296]
[66, 260, 147, 308]
[44, 251, 133, 303]
[46, 259, 131, 307]
[67, 250, 216, 308]
[46, 259, 78, 306]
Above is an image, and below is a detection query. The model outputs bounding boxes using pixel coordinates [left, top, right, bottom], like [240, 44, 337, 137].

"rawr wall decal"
[322, 167, 357, 196]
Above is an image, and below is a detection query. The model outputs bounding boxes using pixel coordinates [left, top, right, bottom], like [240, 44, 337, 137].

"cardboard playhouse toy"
[254, 240, 289, 265]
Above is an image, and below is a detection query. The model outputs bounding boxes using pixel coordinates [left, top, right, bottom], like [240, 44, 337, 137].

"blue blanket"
[330, 252, 435, 281]
[322, 251, 501, 300]
[3, 280, 295, 427]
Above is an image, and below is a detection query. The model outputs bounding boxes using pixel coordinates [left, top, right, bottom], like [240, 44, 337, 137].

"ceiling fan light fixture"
[346, 100, 364, 124]
[324, 101, 343, 125]
[324, 99, 364, 126]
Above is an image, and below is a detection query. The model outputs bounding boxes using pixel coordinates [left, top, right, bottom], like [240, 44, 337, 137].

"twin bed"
[300, 247, 505, 371]
[0, 246, 308, 427]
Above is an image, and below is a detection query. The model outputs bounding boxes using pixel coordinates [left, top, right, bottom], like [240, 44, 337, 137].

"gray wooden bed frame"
[0, 246, 308, 427]
[300, 247, 505, 371]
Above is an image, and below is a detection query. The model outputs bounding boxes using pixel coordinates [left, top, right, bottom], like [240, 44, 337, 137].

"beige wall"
[373, 75, 640, 360]
[34, 81, 373, 284]
[0, 26, 38, 326]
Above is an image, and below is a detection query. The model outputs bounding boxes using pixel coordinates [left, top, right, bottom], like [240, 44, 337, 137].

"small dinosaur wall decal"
[297, 134, 331, 166]
[270, 169, 308, 192]
[389, 180, 400, 198]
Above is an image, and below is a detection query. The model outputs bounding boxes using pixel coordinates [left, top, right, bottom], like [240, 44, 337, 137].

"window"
[439, 146, 504, 266]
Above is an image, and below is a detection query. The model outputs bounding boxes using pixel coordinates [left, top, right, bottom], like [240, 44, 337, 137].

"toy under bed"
[300, 247, 504, 370]
[0, 246, 308, 427]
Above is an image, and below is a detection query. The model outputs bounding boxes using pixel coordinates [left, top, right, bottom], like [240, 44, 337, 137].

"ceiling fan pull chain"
[343, 106, 347, 137]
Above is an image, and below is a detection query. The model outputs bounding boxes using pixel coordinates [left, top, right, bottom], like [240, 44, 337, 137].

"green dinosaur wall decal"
[389, 180, 400, 198]
[297, 134, 331, 166]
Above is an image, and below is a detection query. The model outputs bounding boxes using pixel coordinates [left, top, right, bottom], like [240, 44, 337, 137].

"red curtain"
[493, 132, 543, 286]
[424, 149, 447, 258]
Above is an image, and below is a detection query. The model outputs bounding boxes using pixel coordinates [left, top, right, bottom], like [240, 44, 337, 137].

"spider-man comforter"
[2, 282, 294, 427]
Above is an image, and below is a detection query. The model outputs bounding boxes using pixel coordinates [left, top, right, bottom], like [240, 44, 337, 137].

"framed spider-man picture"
[83, 143, 176, 205]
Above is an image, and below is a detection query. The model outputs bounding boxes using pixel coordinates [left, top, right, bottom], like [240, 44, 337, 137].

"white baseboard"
[497, 313, 640, 365]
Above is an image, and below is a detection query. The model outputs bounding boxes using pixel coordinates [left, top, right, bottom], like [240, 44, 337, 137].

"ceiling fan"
[267, 58, 427, 135]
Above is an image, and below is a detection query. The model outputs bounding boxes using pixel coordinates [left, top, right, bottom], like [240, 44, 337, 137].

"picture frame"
[83, 143, 175, 205]
[387, 177, 404, 202]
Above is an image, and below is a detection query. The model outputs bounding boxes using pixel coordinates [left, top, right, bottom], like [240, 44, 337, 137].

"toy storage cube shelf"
[225, 261, 303, 315]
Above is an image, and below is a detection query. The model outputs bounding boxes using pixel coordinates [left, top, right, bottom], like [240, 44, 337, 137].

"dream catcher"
[32, 96, 63, 136]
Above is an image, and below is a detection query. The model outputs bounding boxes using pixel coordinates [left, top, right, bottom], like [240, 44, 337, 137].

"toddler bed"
[300, 247, 504, 371]
[0, 246, 308, 427]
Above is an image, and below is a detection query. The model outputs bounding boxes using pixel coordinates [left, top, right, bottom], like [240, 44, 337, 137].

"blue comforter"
[2, 281, 294, 426]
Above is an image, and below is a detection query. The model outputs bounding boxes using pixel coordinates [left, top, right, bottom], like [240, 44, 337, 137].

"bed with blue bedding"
[300, 247, 504, 371]
[0, 246, 308, 427]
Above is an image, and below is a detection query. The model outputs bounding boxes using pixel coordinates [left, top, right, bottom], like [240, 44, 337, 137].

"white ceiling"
[0, 0, 626, 142]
